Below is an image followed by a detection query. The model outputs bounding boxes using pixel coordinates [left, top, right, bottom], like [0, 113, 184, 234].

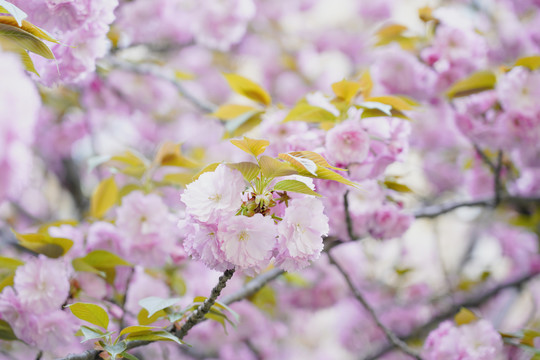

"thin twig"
[364, 270, 540, 360]
[221, 267, 285, 305]
[106, 57, 217, 114]
[493, 150, 503, 207]
[343, 190, 358, 241]
[473, 144, 496, 172]
[327, 251, 422, 360]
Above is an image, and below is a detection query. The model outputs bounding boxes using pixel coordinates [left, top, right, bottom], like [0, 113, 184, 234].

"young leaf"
[139, 297, 181, 318]
[137, 308, 167, 326]
[226, 162, 260, 182]
[454, 307, 478, 326]
[358, 70, 373, 98]
[259, 156, 298, 179]
[79, 250, 132, 269]
[211, 104, 259, 120]
[0, 319, 17, 341]
[0, 16, 58, 43]
[278, 153, 318, 176]
[273, 180, 321, 197]
[90, 177, 118, 219]
[0, 38, 38, 74]
[224, 110, 263, 137]
[358, 101, 392, 116]
[514, 55, 540, 71]
[223, 73, 271, 106]
[0, 273, 14, 293]
[384, 180, 413, 193]
[67, 303, 110, 330]
[109, 151, 147, 178]
[192, 162, 220, 182]
[282, 104, 336, 123]
[286, 151, 346, 171]
[446, 71, 496, 99]
[12, 230, 73, 258]
[121, 353, 140, 360]
[155, 142, 199, 168]
[0, 256, 23, 270]
[332, 79, 361, 103]
[364, 95, 414, 111]
[0, 23, 54, 59]
[161, 173, 194, 187]
[296, 165, 357, 187]
[119, 325, 159, 337]
[126, 330, 184, 345]
[230, 137, 270, 158]
[104, 341, 127, 360]
[79, 326, 111, 343]
[0, 0, 27, 26]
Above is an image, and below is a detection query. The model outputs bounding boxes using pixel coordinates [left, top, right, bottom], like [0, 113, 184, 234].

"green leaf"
[79, 250, 132, 269]
[0, 319, 17, 341]
[109, 151, 148, 178]
[226, 162, 260, 182]
[0, 23, 54, 59]
[79, 325, 112, 343]
[521, 329, 540, 347]
[121, 353, 140, 360]
[332, 79, 361, 103]
[282, 273, 310, 287]
[0, 256, 23, 270]
[259, 156, 298, 180]
[0, 38, 38, 75]
[278, 153, 318, 176]
[192, 162, 220, 182]
[119, 325, 159, 337]
[454, 307, 478, 326]
[90, 177, 118, 219]
[139, 297, 181, 318]
[384, 180, 413, 193]
[224, 110, 263, 137]
[285, 151, 346, 171]
[126, 330, 184, 345]
[223, 73, 271, 106]
[211, 104, 259, 120]
[0, 273, 14, 293]
[364, 96, 414, 111]
[12, 230, 73, 258]
[0, 16, 58, 43]
[67, 303, 110, 330]
[72, 258, 105, 277]
[446, 71, 496, 99]
[515, 55, 540, 71]
[230, 137, 270, 158]
[104, 341, 127, 360]
[298, 166, 357, 187]
[358, 101, 392, 116]
[0, 0, 27, 26]
[137, 308, 166, 326]
[204, 310, 231, 333]
[154, 142, 199, 169]
[161, 173, 194, 187]
[282, 104, 336, 123]
[192, 297, 240, 323]
[273, 180, 321, 197]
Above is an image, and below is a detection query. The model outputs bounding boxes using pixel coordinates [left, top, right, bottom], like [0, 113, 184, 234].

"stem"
[327, 251, 423, 360]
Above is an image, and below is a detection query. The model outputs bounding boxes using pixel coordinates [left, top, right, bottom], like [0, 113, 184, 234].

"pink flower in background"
[325, 120, 370, 166]
[86, 221, 127, 254]
[14, 256, 70, 313]
[497, 66, 540, 117]
[181, 164, 245, 223]
[218, 213, 276, 275]
[275, 197, 329, 271]
[423, 320, 504, 360]
[368, 205, 413, 240]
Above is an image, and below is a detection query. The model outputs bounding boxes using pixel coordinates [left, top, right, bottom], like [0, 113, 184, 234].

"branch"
[327, 251, 423, 360]
[175, 268, 235, 338]
[343, 190, 359, 241]
[413, 195, 540, 218]
[105, 57, 217, 114]
[364, 270, 540, 360]
[221, 267, 285, 305]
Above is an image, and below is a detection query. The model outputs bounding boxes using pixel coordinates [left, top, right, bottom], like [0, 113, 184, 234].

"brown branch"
[327, 251, 422, 360]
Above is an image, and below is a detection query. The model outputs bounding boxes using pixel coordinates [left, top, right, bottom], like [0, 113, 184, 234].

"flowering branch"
[326, 251, 423, 360]
[364, 269, 540, 359]
[106, 57, 217, 113]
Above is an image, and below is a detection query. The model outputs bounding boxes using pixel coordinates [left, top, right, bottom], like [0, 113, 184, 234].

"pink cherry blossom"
[325, 119, 370, 166]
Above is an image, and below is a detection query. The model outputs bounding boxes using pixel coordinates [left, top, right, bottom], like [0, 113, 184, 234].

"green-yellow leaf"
[446, 71, 496, 99]
[137, 308, 166, 326]
[12, 230, 73, 258]
[521, 329, 540, 347]
[0, 273, 14, 293]
[223, 73, 271, 106]
[273, 180, 321, 197]
[259, 156, 298, 180]
[283, 104, 336, 123]
[515, 55, 540, 71]
[211, 104, 259, 120]
[226, 162, 260, 182]
[384, 180, 413, 193]
[358, 70, 373, 98]
[332, 79, 361, 103]
[298, 166, 357, 187]
[286, 151, 346, 171]
[0, 39, 38, 75]
[139, 296, 181, 318]
[192, 162, 220, 182]
[154, 142, 199, 169]
[0, 0, 27, 26]
[0, 256, 23, 270]
[67, 302, 110, 330]
[364, 95, 414, 111]
[161, 173, 194, 187]
[127, 330, 184, 345]
[0, 23, 54, 59]
[72, 257, 105, 277]
[119, 325, 159, 337]
[90, 177, 118, 218]
[0, 16, 58, 43]
[224, 110, 263, 137]
[80, 250, 132, 269]
[79, 325, 111, 343]
[104, 342, 127, 360]
[278, 153, 317, 176]
[0, 319, 17, 341]
[110, 151, 147, 178]
[454, 307, 478, 326]
[230, 137, 269, 158]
